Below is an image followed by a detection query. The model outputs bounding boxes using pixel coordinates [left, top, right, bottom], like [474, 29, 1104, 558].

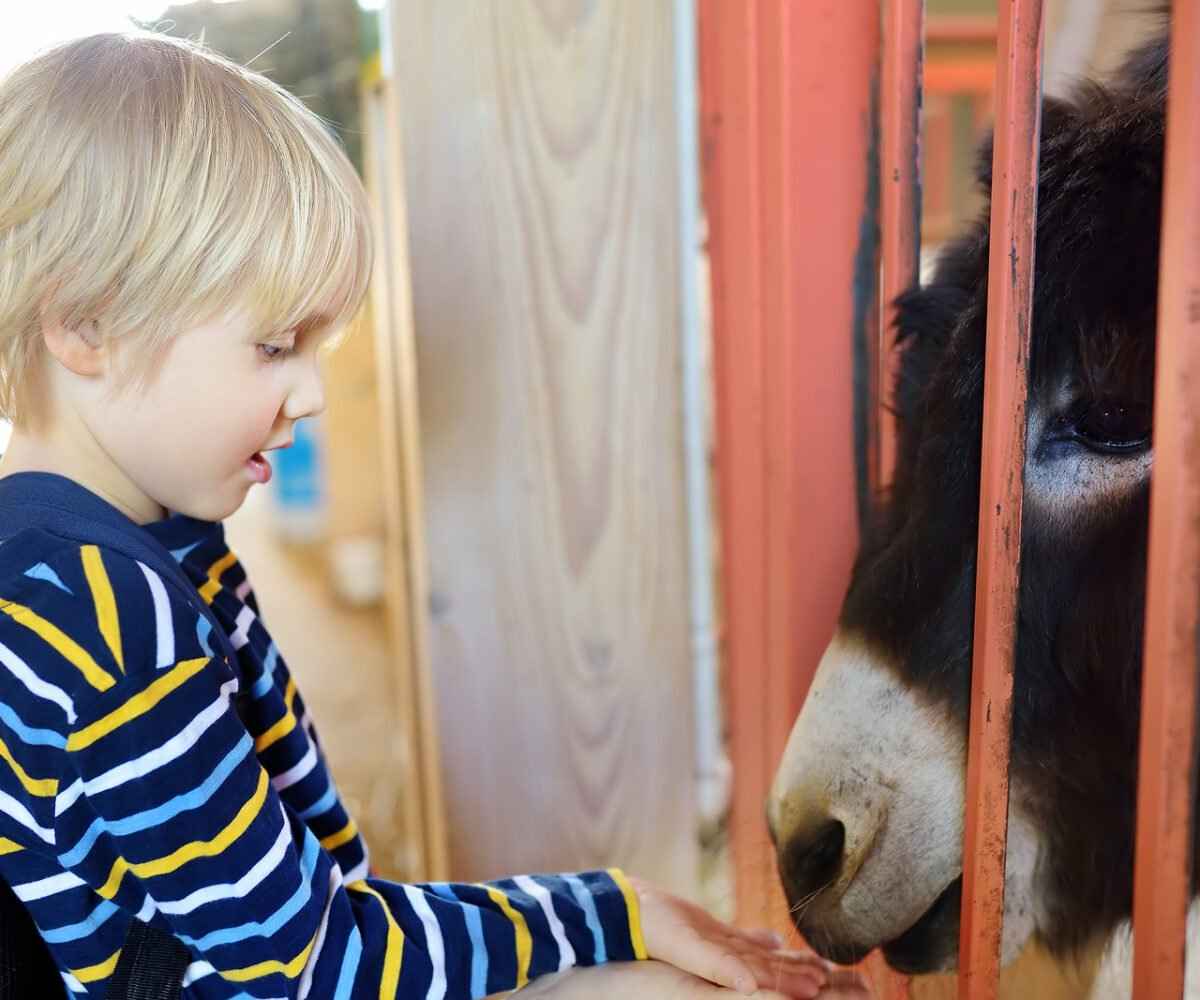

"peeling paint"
[852, 69, 882, 533]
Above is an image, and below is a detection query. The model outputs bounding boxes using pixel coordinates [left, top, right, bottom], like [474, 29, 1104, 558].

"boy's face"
[83, 306, 328, 524]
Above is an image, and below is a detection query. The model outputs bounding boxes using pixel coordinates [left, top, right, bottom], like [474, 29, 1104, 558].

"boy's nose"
[284, 366, 326, 420]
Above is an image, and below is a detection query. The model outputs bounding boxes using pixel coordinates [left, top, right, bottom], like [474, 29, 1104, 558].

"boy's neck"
[0, 425, 168, 526]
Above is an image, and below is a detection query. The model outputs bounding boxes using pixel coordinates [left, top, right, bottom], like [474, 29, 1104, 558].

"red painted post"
[957, 2, 1045, 998]
[697, 0, 878, 939]
[879, 0, 925, 489]
[1131, 8, 1200, 997]
[876, 5, 925, 996]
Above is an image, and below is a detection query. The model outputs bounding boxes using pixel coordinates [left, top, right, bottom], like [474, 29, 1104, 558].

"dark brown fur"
[833, 30, 1177, 967]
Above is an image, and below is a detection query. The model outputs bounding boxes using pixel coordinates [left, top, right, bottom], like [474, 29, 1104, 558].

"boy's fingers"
[736, 927, 787, 950]
[732, 943, 828, 980]
[824, 968, 874, 990]
[646, 924, 760, 995]
[758, 945, 835, 969]
[737, 956, 826, 998]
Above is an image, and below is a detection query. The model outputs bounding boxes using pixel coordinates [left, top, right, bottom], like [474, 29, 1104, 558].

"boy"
[0, 30, 866, 1000]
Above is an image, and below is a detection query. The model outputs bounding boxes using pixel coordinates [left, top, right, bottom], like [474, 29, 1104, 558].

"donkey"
[767, 31, 1181, 992]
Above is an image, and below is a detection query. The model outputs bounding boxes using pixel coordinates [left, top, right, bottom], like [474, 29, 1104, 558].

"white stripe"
[81, 679, 237, 797]
[157, 823, 292, 916]
[136, 895, 157, 922]
[515, 875, 576, 973]
[62, 970, 85, 993]
[0, 640, 75, 723]
[0, 787, 54, 844]
[56, 779, 83, 817]
[14, 869, 86, 902]
[182, 962, 288, 1000]
[229, 606, 256, 651]
[137, 563, 175, 668]
[235, 580, 252, 601]
[341, 856, 369, 886]
[298, 865, 343, 999]
[272, 742, 318, 792]
[404, 884, 448, 1000]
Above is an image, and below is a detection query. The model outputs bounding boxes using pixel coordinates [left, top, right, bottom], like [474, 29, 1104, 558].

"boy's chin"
[164, 486, 250, 524]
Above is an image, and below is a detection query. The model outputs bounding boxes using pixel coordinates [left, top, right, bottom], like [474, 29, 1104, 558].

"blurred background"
[0, 1, 1168, 995]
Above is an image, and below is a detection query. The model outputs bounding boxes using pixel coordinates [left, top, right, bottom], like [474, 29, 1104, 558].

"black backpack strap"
[0, 876, 60, 999]
[0, 879, 189, 1000]
[105, 919, 191, 1000]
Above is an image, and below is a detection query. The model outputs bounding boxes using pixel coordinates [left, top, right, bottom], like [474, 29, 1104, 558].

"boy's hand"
[629, 876, 843, 998]
[508, 959, 869, 999]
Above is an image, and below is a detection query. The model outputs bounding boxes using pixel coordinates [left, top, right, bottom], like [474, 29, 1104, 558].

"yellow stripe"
[319, 818, 359, 852]
[360, 50, 383, 88]
[224, 928, 318, 982]
[0, 733, 56, 797]
[198, 551, 239, 604]
[254, 676, 298, 753]
[73, 945, 121, 983]
[608, 868, 648, 960]
[82, 917, 321, 989]
[97, 768, 268, 899]
[81, 545, 123, 673]
[67, 656, 208, 752]
[348, 881, 405, 997]
[0, 599, 115, 692]
[0, 837, 24, 856]
[483, 884, 532, 988]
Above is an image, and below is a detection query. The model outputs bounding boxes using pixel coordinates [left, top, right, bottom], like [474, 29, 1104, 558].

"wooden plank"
[361, 57, 449, 880]
[957, 1, 1045, 997]
[389, 3, 697, 892]
[1131, 8, 1200, 997]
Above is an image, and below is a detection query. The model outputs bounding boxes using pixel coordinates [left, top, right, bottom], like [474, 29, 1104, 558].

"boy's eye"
[257, 342, 295, 361]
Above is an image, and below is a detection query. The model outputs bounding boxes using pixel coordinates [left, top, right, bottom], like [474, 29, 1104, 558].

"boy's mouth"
[245, 452, 272, 484]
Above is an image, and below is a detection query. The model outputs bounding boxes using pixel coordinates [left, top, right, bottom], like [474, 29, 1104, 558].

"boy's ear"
[40, 315, 107, 378]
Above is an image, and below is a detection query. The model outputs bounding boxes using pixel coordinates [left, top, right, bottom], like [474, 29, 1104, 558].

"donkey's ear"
[973, 96, 1079, 195]
[891, 281, 973, 425]
[1113, 29, 1169, 98]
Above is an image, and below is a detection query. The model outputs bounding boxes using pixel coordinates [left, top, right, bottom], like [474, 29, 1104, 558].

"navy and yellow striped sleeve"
[0, 541, 645, 998]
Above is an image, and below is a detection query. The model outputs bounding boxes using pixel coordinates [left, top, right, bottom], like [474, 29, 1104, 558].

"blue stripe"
[196, 615, 214, 657]
[431, 882, 488, 998]
[24, 562, 72, 594]
[58, 733, 253, 868]
[180, 828, 321, 951]
[251, 644, 280, 700]
[565, 874, 606, 964]
[41, 899, 119, 943]
[333, 926, 364, 1000]
[297, 781, 337, 821]
[0, 699, 66, 748]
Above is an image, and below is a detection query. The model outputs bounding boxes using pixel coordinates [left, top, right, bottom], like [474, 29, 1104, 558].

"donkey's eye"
[1069, 398, 1152, 454]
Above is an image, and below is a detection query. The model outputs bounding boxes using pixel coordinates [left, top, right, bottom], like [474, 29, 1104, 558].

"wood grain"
[390, 2, 697, 892]
[361, 58, 450, 880]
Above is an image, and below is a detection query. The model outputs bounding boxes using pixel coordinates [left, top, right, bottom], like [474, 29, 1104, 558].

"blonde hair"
[0, 30, 374, 426]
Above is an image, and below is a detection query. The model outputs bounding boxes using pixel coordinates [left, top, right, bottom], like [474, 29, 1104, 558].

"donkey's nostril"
[779, 818, 846, 903]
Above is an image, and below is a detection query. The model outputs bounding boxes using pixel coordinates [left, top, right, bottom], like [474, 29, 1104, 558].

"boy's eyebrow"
[296, 312, 337, 335]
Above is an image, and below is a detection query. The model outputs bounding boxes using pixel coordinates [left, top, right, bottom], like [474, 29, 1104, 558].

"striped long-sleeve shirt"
[0, 478, 646, 998]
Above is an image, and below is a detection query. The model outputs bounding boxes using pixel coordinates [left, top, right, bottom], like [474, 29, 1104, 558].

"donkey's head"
[769, 37, 1171, 973]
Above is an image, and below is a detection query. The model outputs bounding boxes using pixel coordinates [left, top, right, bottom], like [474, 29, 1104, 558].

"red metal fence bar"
[877, 5, 925, 996]
[957, 2, 1045, 998]
[879, 0, 925, 489]
[697, 0, 874, 933]
[1132, 7, 1200, 996]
